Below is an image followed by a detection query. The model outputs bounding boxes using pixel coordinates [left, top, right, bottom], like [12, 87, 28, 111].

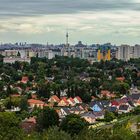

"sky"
[0, 0, 140, 45]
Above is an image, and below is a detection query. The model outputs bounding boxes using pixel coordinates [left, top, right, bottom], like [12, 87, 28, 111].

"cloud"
[0, 0, 139, 44]
[0, 0, 140, 17]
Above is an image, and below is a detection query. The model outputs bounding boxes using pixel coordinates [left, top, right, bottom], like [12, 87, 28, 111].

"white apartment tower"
[117, 45, 130, 61]
[117, 45, 140, 61]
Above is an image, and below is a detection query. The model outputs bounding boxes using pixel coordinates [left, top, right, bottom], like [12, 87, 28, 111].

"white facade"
[117, 45, 140, 61]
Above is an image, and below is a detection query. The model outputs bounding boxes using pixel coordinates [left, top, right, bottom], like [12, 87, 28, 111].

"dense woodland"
[0, 55, 140, 139]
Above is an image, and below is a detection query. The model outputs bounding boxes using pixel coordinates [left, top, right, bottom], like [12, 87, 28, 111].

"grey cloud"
[0, 0, 140, 17]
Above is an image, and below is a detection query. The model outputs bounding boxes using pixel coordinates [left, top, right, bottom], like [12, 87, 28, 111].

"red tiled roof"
[101, 90, 116, 98]
[61, 97, 69, 105]
[21, 76, 29, 83]
[68, 97, 75, 104]
[111, 100, 120, 106]
[51, 95, 60, 102]
[75, 96, 82, 102]
[28, 99, 45, 104]
[116, 77, 125, 82]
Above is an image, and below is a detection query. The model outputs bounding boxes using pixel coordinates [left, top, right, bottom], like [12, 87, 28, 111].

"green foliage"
[20, 96, 28, 111]
[104, 111, 116, 122]
[112, 82, 130, 95]
[134, 106, 140, 115]
[60, 114, 89, 135]
[36, 107, 59, 131]
[43, 126, 72, 140]
[0, 112, 24, 140]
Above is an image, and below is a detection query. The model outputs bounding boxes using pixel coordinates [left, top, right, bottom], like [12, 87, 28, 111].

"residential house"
[100, 90, 116, 99]
[81, 112, 96, 124]
[111, 99, 121, 108]
[48, 95, 60, 104]
[28, 99, 47, 109]
[70, 106, 85, 115]
[67, 97, 75, 106]
[93, 111, 105, 119]
[118, 105, 130, 114]
[129, 94, 140, 106]
[58, 97, 69, 106]
[74, 96, 82, 104]
[21, 117, 36, 133]
[89, 101, 103, 112]
[100, 100, 111, 108]
[59, 107, 70, 118]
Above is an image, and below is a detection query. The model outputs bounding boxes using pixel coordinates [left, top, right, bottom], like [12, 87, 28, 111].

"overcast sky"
[0, 0, 140, 45]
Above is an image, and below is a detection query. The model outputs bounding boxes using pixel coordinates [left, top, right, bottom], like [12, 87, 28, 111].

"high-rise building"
[97, 46, 111, 61]
[116, 45, 140, 61]
[133, 45, 140, 59]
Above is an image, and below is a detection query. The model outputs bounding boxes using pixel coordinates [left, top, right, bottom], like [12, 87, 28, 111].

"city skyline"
[0, 0, 140, 45]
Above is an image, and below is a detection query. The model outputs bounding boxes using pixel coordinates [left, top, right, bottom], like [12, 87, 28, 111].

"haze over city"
[0, 0, 140, 45]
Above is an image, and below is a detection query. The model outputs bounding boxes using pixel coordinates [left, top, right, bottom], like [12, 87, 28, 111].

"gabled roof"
[127, 100, 135, 107]
[89, 100, 103, 109]
[61, 107, 70, 114]
[51, 95, 60, 102]
[74, 96, 82, 103]
[111, 99, 120, 106]
[60, 97, 69, 105]
[100, 100, 111, 107]
[67, 97, 75, 104]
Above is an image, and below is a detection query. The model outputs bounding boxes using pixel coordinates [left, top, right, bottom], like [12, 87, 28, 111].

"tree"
[43, 126, 72, 140]
[104, 111, 116, 122]
[36, 107, 59, 131]
[134, 106, 140, 115]
[38, 83, 51, 99]
[20, 96, 28, 111]
[112, 82, 130, 95]
[60, 114, 88, 135]
[0, 112, 24, 140]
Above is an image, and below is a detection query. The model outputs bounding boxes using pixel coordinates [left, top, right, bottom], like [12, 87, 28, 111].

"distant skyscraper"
[116, 45, 140, 61]
[117, 45, 130, 61]
[133, 45, 140, 59]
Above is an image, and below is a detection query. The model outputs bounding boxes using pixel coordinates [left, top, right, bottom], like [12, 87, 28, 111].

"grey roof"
[93, 111, 105, 117]
[129, 94, 140, 100]
[128, 100, 135, 107]
[100, 100, 111, 107]
[81, 112, 96, 119]
[106, 106, 117, 112]
[70, 106, 83, 112]
[62, 107, 70, 114]
[89, 100, 103, 109]
[119, 105, 129, 111]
